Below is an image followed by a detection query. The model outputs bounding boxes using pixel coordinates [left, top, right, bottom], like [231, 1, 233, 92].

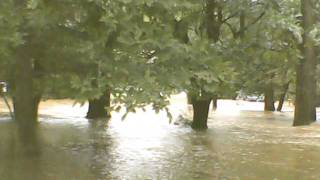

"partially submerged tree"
[293, 0, 319, 126]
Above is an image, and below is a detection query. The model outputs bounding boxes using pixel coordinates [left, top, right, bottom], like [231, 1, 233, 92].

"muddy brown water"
[0, 95, 320, 180]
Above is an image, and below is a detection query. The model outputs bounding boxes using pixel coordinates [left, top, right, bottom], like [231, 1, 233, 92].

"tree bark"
[86, 90, 111, 119]
[14, 49, 41, 126]
[191, 98, 211, 130]
[12, 0, 43, 127]
[264, 84, 275, 111]
[277, 82, 290, 112]
[293, 0, 317, 126]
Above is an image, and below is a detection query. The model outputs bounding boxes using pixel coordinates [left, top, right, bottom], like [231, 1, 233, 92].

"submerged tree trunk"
[13, 0, 43, 127]
[294, 62, 316, 125]
[264, 84, 275, 111]
[14, 50, 41, 126]
[17, 120, 41, 156]
[293, 0, 317, 126]
[277, 82, 290, 112]
[86, 90, 111, 119]
[191, 98, 211, 130]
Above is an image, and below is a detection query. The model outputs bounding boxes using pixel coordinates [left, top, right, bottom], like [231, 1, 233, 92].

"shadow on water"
[0, 121, 42, 180]
[87, 119, 116, 179]
[0, 117, 101, 180]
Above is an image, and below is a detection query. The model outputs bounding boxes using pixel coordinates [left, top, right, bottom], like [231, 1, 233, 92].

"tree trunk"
[264, 84, 275, 111]
[212, 95, 218, 111]
[17, 120, 41, 156]
[14, 50, 40, 126]
[277, 82, 290, 112]
[12, 0, 43, 126]
[293, 0, 317, 126]
[187, 93, 193, 104]
[316, 95, 320, 107]
[205, 0, 222, 43]
[86, 90, 111, 119]
[294, 62, 316, 125]
[191, 98, 211, 130]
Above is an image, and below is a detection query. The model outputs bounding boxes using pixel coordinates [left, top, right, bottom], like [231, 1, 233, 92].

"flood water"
[1, 94, 320, 180]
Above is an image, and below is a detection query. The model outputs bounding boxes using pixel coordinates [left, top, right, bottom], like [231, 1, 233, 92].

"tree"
[6, 0, 93, 124]
[293, 0, 318, 126]
[234, 0, 300, 113]
[150, 0, 275, 129]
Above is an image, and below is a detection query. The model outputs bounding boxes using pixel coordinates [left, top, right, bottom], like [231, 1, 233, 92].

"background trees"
[237, 0, 300, 112]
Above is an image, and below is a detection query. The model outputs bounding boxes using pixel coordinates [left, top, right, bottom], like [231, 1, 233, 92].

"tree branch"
[222, 11, 239, 23]
[242, 11, 266, 32]
[224, 22, 237, 38]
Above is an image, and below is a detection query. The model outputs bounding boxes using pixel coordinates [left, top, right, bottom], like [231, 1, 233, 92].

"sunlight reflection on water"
[0, 93, 320, 179]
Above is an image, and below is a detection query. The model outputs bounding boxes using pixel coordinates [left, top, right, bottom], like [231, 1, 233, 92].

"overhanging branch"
[242, 11, 266, 32]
